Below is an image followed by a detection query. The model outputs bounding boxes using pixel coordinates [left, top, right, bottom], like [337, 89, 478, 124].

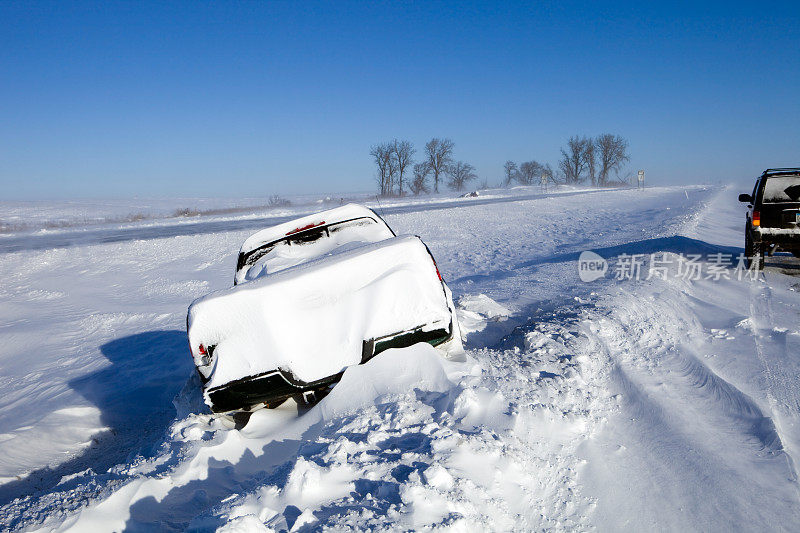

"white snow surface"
[189, 236, 455, 389]
[2, 184, 800, 531]
[0, 186, 580, 239]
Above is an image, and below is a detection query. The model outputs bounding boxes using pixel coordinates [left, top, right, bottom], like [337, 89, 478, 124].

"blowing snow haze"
[2, 2, 800, 532]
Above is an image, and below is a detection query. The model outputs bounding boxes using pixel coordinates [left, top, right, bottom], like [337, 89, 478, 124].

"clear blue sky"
[1, 1, 798, 199]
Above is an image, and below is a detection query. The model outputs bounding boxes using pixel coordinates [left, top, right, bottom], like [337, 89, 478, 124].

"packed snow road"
[0, 187, 611, 254]
[2, 185, 800, 531]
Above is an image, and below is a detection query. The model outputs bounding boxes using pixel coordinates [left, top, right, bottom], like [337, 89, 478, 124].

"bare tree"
[370, 142, 397, 196]
[424, 138, 454, 193]
[550, 165, 565, 184]
[410, 162, 430, 195]
[391, 139, 415, 196]
[503, 161, 518, 186]
[517, 160, 547, 185]
[446, 161, 477, 191]
[558, 136, 590, 184]
[584, 140, 597, 186]
[596, 134, 630, 186]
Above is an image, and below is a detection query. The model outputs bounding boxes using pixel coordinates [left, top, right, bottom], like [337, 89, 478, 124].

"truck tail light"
[752, 211, 760, 226]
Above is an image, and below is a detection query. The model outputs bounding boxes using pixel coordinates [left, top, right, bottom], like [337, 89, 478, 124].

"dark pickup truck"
[739, 168, 800, 270]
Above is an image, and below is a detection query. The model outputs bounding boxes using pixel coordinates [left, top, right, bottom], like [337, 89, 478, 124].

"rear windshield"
[239, 216, 385, 273]
[762, 176, 800, 203]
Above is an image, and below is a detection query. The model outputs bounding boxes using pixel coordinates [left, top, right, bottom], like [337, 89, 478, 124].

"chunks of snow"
[456, 293, 510, 334]
[422, 463, 455, 491]
[458, 293, 510, 320]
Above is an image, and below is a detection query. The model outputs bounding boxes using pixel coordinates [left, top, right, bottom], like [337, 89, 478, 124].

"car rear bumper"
[753, 227, 800, 244]
[204, 323, 454, 413]
[206, 369, 342, 413]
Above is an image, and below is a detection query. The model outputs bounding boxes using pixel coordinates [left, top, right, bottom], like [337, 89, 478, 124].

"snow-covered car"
[187, 204, 463, 413]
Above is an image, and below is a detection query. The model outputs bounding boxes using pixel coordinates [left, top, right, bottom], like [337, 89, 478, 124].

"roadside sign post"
[637, 170, 645, 189]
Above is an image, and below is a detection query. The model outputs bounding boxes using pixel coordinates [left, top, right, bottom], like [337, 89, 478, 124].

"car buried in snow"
[187, 204, 463, 414]
[739, 168, 800, 270]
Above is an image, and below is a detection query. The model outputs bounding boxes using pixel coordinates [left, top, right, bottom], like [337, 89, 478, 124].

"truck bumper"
[753, 227, 800, 245]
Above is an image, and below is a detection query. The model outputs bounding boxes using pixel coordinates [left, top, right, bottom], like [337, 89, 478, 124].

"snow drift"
[6, 185, 800, 531]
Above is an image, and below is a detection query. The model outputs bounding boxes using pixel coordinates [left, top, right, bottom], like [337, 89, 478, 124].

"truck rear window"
[763, 176, 800, 203]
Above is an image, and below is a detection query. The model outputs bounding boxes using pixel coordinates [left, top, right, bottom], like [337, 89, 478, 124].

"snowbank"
[48, 344, 468, 532]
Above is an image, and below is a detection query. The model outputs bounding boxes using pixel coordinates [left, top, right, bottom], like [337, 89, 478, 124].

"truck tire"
[745, 230, 764, 271]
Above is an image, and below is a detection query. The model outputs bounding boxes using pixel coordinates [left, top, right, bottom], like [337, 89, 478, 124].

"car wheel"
[744, 230, 764, 271]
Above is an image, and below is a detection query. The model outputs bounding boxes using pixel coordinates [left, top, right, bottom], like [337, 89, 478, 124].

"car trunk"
[188, 236, 453, 401]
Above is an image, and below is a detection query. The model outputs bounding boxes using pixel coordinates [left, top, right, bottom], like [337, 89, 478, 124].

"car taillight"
[752, 210, 760, 226]
[198, 344, 207, 355]
[431, 258, 442, 281]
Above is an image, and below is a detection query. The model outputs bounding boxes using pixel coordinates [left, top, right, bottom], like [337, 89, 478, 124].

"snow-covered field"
[2, 184, 799, 531]
[0, 185, 609, 253]
[0, 186, 595, 238]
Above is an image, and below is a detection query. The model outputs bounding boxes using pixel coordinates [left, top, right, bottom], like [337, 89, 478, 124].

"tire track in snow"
[749, 283, 800, 480]
[580, 276, 800, 530]
[529, 290, 776, 529]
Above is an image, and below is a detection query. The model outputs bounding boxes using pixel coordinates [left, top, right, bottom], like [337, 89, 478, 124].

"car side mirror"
[738, 193, 752, 203]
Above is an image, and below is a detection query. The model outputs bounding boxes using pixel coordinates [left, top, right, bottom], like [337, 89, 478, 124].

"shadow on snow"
[451, 235, 744, 288]
[0, 330, 193, 509]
